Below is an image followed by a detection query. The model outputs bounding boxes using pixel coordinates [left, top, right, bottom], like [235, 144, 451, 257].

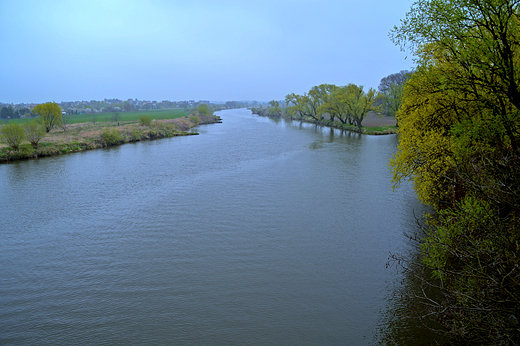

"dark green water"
[0, 109, 425, 345]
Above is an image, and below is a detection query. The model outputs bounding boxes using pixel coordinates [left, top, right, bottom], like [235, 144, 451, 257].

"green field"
[2, 109, 190, 125]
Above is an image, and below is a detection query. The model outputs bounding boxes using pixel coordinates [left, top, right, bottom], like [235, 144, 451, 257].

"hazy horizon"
[0, 0, 413, 104]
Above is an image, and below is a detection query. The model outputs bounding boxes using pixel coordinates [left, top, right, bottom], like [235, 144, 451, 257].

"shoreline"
[253, 111, 398, 135]
[0, 115, 222, 164]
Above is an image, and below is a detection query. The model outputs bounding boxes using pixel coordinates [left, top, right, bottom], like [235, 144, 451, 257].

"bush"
[198, 104, 209, 116]
[139, 115, 152, 127]
[130, 128, 141, 141]
[189, 115, 201, 125]
[23, 120, 46, 148]
[101, 128, 122, 145]
[153, 121, 165, 130]
[1, 123, 25, 150]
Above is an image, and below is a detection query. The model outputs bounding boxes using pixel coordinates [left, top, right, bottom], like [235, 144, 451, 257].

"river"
[0, 108, 426, 345]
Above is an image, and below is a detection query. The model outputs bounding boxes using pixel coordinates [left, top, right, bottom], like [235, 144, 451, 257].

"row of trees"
[251, 73, 412, 132]
[389, 0, 520, 344]
[0, 121, 46, 150]
[1, 106, 32, 119]
[284, 84, 380, 131]
[0, 102, 63, 151]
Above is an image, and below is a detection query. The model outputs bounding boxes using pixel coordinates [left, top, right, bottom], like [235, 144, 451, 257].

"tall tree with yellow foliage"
[32, 102, 62, 133]
[390, 0, 520, 343]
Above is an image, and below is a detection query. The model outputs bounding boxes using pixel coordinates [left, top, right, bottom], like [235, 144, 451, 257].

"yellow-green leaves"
[23, 120, 46, 148]
[32, 102, 62, 133]
[286, 83, 379, 130]
[0, 122, 25, 151]
[390, 2, 520, 342]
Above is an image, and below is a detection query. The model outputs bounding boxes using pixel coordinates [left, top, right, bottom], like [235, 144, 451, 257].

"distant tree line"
[1, 106, 32, 119]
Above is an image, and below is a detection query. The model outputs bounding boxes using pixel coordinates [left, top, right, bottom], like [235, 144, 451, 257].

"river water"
[0, 108, 425, 345]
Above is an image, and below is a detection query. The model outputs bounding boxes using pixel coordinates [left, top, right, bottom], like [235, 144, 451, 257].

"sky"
[0, 0, 414, 104]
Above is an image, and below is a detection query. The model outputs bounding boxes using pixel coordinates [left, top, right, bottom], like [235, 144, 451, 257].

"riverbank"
[253, 110, 398, 135]
[0, 114, 222, 163]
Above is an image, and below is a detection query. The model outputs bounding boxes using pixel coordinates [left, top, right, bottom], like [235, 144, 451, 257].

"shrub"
[1, 123, 25, 150]
[101, 128, 122, 146]
[198, 104, 209, 116]
[189, 115, 201, 125]
[19, 145, 35, 157]
[131, 128, 141, 141]
[23, 120, 46, 148]
[153, 121, 166, 130]
[139, 115, 152, 127]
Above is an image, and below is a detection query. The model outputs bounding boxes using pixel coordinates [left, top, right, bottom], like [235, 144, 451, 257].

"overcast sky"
[0, 0, 414, 104]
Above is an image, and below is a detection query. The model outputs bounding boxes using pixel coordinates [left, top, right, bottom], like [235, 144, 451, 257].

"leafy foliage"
[197, 104, 212, 116]
[389, 0, 520, 343]
[0, 122, 25, 150]
[1, 106, 14, 119]
[23, 120, 46, 148]
[100, 128, 122, 146]
[138, 115, 152, 127]
[286, 83, 380, 130]
[189, 115, 201, 125]
[267, 100, 282, 117]
[112, 112, 121, 123]
[377, 70, 412, 119]
[32, 102, 62, 133]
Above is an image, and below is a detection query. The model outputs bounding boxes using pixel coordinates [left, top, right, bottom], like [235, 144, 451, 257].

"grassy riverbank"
[321, 114, 398, 135]
[2, 109, 189, 125]
[252, 109, 397, 135]
[0, 113, 222, 163]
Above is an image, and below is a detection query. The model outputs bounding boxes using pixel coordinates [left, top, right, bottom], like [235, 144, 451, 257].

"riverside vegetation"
[251, 76, 410, 135]
[384, 0, 520, 344]
[0, 104, 221, 163]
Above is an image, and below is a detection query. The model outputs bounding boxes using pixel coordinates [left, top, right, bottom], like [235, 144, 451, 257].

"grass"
[0, 112, 222, 163]
[363, 125, 398, 135]
[1, 109, 189, 125]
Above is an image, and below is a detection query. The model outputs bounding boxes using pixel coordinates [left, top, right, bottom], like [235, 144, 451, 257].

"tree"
[389, 58, 459, 207]
[61, 115, 72, 131]
[307, 84, 335, 121]
[267, 100, 282, 117]
[0, 123, 25, 150]
[138, 115, 152, 127]
[391, 0, 520, 150]
[197, 104, 209, 116]
[318, 85, 355, 124]
[112, 112, 121, 123]
[122, 101, 133, 112]
[32, 102, 62, 133]
[286, 84, 379, 129]
[23, 120, 46, 148]
[378, 70, 410, 94]
[285, 85, 329, 122]
[0, 106, 14, 119]
[342, 84, 379, 131]
[284, 93, 306, 119]
[18, 108, 31, 117]
[377, 70, 412, 119]
[389, 1, 520, 343]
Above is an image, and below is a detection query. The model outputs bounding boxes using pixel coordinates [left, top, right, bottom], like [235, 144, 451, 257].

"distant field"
[2, 109, 190, 125]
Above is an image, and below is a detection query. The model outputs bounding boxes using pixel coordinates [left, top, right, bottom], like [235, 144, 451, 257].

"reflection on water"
[1, 109, 429, 345]
[374, 207, 447, 346]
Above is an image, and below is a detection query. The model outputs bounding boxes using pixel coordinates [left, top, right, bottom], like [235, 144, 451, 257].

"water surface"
[0, 109, 422, 345]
